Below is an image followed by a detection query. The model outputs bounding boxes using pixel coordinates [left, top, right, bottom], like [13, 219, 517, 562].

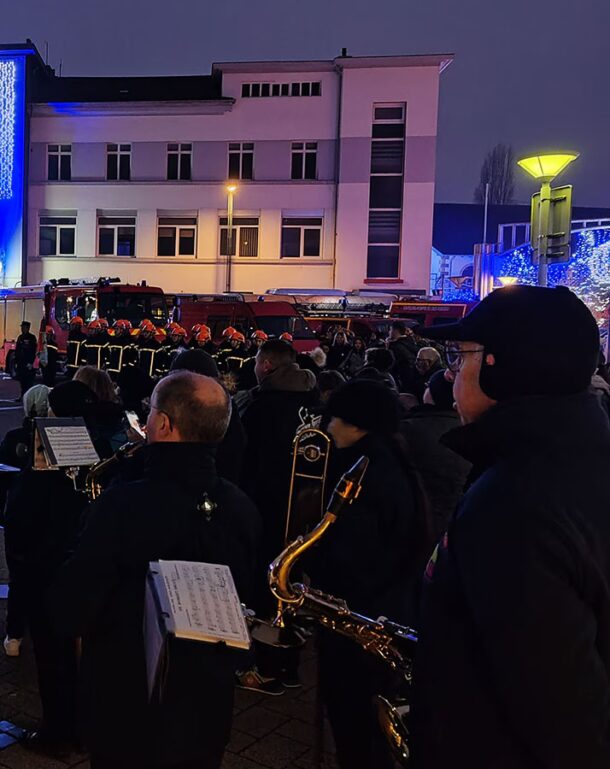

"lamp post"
[225, 183, 237, 293]
[517, 153, 579, 286]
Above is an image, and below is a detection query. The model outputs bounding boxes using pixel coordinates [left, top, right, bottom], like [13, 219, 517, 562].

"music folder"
[144, 560, 250, 699]
[34, 417, 99, 468]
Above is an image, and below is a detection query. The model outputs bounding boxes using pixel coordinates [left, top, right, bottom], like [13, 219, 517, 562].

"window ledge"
[363, 278, 404, 284]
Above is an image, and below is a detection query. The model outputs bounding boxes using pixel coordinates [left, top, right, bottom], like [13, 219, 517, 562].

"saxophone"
[84, 441, 144, 500]
[268, 456, 417, 765]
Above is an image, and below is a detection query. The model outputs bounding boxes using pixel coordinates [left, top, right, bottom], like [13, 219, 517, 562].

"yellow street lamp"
[225, 183, 238, 292]
[517, 153, 579, 184]
[498, 275, 518, 287]
[517, 152, 579, 286]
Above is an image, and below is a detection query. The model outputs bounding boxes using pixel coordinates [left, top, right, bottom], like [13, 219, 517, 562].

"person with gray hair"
[51, 370, 260, 769]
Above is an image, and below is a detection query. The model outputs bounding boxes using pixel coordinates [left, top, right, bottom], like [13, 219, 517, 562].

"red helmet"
[230, 331, 245, 343]
[167, 321, 181, 332]
[114, 319, 132, 331]
[279, 332, 293, 343]
[139, 319, 156, 333]
[196, 329, 212, 343]
[190, 324, 202, 336]
[222, 326, 236, 338]
[171, 326, 187, 338]
[87, 320, 102, 331]
[70, 316, 84, 326]
[251, 330, 268, 341]
[99, 318, 109, 329]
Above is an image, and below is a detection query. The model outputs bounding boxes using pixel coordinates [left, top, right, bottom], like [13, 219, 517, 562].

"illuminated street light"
[517, 152, 579, 286]
[225, 183, 237, 292]
[517, 153, 579, 184]
[498, 275, 518, 286]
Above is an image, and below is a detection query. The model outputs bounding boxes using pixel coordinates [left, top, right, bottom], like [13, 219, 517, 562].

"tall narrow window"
[157, 217, 197, 256]
[219, 217, 259, 257]
[167, 143, 192, 181]
[291, 142, 317, 180]
[228, 143, 254, 180]
[106, 144, 131, 181]
[366, 104, 406, 279]
[281, 217, 322, 258]
[98, 216, 136, 256]
[47, 145, 71, 181]
[39, 216, 76, 256]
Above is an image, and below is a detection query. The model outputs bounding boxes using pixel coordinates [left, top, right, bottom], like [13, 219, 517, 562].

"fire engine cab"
[0, 278, 167, 374]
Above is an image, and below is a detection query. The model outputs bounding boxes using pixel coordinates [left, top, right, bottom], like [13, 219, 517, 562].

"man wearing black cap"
[412, 286, 610, 769]
[15, 321, 38, 396]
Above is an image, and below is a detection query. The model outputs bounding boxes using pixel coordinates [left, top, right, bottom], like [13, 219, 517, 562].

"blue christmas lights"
[0, 59, 16, 200]
[496, 227, 610, 318]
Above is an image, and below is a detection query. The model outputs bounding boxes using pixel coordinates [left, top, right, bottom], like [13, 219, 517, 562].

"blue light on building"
[0, 53, 26, 286]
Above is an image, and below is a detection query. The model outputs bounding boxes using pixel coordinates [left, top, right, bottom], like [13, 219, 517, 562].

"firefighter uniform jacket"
[106, 336, 138, 375]
[66, 331, 87, 371]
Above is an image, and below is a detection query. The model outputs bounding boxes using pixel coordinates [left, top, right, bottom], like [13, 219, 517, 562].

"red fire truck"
[169, 293, 319, 352]
[389, 299, 476, 327]
[0, 278, 167, 374]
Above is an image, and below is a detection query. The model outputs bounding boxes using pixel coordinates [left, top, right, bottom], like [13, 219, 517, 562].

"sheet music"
[157, 560, 250, 649]
[43, 425, 99, 466]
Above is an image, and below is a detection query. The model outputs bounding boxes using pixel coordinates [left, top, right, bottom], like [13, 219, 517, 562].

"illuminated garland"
[496, 227, 610, 318]
[0, 59, 16, 200]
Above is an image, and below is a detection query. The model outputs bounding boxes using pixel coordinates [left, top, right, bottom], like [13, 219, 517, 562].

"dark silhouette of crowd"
[3, 286, 610, 769]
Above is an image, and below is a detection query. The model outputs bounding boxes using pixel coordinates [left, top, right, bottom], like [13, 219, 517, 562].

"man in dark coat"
[50, 371, 260, 769]
[388, 320, 418, 392]
[307, 379, 431, 769]
[14, 321, 38, 395]
[412, 285, 610, 769]
[401, 368, 471, 538]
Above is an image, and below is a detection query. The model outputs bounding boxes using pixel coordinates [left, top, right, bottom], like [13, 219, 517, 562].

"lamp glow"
[226, 183, 238, 193]
[517, 153, 579, 183]
[498, 276, 518, 286]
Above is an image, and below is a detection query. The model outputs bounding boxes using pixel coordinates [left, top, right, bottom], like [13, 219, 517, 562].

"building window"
[106, 144, 131, 181]
[228, 143, 254, 180]
[98, 216, 136, 257]
[281, 217, 322, 258]
[157, 217, 197, 257]
[219, 217, 259, 257]
[47, 145, 71, 181]
[167, 143, 192, 181]
[39, 216, 76, 256]
[367, 104, 406, 279]
[291, 142, 317, 180]
[241, 81, 321, 98]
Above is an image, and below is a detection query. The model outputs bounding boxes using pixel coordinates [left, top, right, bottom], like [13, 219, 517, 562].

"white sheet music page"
[157, 560, 250, 650]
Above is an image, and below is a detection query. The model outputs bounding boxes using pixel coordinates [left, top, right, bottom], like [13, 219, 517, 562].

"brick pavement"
[0, 529, 338, 769]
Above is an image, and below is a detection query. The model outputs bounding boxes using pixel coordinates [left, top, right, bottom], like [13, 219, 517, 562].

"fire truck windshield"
[98, 292, 167, 326]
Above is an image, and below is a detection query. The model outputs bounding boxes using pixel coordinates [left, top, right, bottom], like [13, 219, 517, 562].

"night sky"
[4, 0, 609, 207]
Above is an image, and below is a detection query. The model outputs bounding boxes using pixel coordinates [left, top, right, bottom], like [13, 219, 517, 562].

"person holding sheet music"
[50, 370, 260, 769]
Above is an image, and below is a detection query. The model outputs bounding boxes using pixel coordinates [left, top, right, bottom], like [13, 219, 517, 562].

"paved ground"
[0, 375, 338, 769]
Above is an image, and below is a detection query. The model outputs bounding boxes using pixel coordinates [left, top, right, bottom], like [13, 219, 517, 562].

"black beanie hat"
[49, 380, 98, 417]
[427, 369, 455, 410]
[326, 379, 400, 435]
[170, 349, 219, 378]
[418, 286, 600, 401]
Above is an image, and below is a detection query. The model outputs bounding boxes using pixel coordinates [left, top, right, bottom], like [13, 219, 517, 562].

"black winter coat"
[401, 405, 471, 538]
[413, 393, 610, 769]
[306, 433, 426, 625]
[50, 443, 261, 766]
[326, 343, 352, 371]
[389, 335, 418, 392]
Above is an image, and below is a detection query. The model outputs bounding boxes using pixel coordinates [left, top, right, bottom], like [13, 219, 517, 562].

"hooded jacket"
[413, 392, 610, 769]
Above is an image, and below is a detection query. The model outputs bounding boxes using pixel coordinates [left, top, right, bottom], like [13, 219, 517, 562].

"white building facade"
[25, 52, 452, 294]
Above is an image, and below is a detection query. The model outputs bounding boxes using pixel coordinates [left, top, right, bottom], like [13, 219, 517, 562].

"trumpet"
[85, 441, 144, 500]
[268, 456, 417, 765]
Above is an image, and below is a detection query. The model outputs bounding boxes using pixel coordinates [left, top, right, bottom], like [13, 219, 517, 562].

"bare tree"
[474, 144, 515, 205]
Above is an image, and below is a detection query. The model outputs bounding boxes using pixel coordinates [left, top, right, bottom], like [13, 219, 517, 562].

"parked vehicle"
[389, 299, 476, 327]
[0, 278, 167, 374]
[170, 293, 318, 352]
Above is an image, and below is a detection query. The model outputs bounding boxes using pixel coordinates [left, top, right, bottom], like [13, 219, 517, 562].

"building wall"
[26, 58, 444, 294]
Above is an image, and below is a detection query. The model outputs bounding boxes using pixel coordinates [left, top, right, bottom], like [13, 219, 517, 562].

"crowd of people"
[4, 284, 610, 769]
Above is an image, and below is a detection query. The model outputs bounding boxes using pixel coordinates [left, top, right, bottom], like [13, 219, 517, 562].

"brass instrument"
[268, 455, 417, 766]
[84, 441, 144, 500]
[251, 410, 331, 647]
